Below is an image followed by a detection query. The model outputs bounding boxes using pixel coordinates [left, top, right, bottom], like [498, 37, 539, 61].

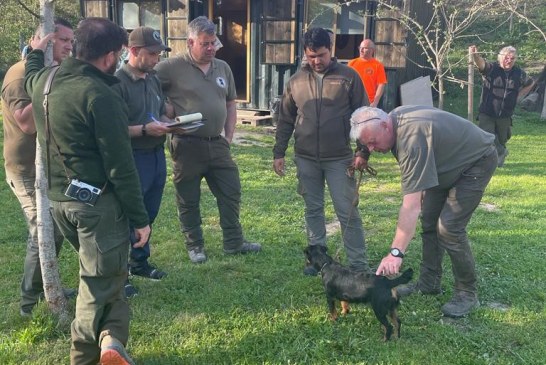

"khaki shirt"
[1, 60, 36, 175]
[390, 106, 495, 195]
[155, 53, 236, 138]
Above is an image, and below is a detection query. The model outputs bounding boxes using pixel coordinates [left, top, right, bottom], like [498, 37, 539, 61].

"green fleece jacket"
[24, 50, 149, 228]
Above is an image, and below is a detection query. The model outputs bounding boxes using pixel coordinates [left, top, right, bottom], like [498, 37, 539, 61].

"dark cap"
[129, 26, 171, 52]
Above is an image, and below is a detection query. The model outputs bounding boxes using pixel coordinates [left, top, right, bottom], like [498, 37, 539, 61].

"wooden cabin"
[80, 0, 434, 114]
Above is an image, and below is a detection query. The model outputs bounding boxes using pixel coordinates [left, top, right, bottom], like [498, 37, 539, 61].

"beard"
[106, 59, 118, 75]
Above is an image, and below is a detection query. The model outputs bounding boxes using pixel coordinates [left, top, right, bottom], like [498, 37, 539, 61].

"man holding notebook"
[113, 26, 171, 296]
[155, 16, 261, 264]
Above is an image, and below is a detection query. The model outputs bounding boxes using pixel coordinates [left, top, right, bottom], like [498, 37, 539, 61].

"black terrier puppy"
[304, 245, 413, 341]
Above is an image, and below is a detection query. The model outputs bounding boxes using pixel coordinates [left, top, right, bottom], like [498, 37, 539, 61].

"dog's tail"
[387, 268, 413, 288]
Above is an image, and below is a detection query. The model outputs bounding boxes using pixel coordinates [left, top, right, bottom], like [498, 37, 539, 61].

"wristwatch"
[390, 248, 405, 258]
[141, 123, 147, 136]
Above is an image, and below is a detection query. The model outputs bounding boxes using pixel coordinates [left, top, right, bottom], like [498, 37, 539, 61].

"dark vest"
[479, 62, 523, 118]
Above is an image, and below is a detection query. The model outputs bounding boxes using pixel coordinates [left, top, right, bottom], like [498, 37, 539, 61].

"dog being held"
[304, 245, 413, 341]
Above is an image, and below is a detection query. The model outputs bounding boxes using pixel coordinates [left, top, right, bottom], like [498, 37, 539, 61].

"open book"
[167, 112, 204, 128]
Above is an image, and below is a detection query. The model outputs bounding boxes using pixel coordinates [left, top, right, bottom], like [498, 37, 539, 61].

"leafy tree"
[0, 0, 80, 77]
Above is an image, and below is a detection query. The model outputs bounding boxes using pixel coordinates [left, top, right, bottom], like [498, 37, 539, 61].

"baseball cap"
[129, 26, 171, 52]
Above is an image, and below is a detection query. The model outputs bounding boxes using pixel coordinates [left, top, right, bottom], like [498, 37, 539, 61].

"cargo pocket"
[76, 201, 129, 278]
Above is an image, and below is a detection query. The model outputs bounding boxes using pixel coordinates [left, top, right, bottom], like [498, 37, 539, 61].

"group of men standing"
[1, 14, 530, 365]
[3, 16, 260, 365]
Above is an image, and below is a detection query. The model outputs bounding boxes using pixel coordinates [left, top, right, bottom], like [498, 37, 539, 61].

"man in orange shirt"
[348, 39, 387, 107]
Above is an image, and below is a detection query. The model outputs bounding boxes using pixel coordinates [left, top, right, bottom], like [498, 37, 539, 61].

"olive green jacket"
[24, 50, 149, 228]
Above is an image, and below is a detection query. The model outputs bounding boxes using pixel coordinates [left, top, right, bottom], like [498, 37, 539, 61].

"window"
[261, 0, 297, 65]
[305, 0, 375, 61]
[117, 0, 162, 30]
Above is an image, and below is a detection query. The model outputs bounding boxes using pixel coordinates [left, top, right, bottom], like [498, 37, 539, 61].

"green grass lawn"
[0, 105, 545, 364]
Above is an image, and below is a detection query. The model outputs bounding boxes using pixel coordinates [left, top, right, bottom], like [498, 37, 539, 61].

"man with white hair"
[350, 105, 497, 318]
[470, 45, 532, 167]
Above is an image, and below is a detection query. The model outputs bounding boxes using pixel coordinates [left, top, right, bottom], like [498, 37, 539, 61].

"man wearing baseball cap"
[113, 26, 172, 297]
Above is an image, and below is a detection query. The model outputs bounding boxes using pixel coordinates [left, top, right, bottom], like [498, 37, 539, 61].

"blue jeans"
[294, 156, 369, 271]
[129, 147, 166, 268]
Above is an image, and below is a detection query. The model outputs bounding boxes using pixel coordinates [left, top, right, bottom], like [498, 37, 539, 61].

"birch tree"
[37, 0, 70, 323]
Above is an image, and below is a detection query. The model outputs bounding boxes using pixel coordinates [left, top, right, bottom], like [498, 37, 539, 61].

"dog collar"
[319, 262, 329, 274]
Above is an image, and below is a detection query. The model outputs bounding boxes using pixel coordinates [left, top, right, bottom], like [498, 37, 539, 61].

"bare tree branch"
[16, 0, 40, 19]
[496, 0, 546, 42]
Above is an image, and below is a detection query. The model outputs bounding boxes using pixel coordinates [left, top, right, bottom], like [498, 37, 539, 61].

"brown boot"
[100, 335, 135, 365]
[441, 291, 479, 318]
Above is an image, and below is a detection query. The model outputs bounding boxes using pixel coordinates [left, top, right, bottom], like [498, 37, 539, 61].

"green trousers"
[418, 145, 497, 295]
[169, 135, 244, 251]
[478, 113, 511, 159]
[51, 193, 130, 365]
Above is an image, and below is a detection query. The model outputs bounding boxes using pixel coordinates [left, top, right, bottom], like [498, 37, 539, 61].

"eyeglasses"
[351, 117, 382, 126]
[197, 40, 218, 48]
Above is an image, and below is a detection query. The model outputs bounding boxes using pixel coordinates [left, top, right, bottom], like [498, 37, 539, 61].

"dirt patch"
[479, 203, 498, 212]
[231, 130, 271, 147]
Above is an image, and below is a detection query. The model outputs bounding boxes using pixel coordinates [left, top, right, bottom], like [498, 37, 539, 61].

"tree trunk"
[437, 66, 444, 110]
[37, 0, 70, 324]
[468, 47, 474, 122]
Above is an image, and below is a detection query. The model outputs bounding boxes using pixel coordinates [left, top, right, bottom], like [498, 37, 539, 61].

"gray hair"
[188, 16, 216, 39]
[349, 106, 389, 141]
[498, 46, 517, 63]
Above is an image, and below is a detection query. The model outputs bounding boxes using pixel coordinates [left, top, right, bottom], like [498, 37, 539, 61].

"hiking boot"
[130, 263, 167, 280]
[100, 335, 135, 365]
[188, 247, 207, 264]
[124, 280, 138, 299]
[441, 291, 480, 318]
[396, 282, 443, 297]
[498, 149, 509, 167]
[303, 265, 319, 276]
[224, 241, 262, 255]
[20, 307, 32, 318]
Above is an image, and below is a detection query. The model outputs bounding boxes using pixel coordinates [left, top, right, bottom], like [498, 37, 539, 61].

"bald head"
[359, 39, 376, 60]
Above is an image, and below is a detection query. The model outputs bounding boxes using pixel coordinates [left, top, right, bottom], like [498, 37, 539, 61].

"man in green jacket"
[25, 18, 149, 365]
[273, 27, 371, 275]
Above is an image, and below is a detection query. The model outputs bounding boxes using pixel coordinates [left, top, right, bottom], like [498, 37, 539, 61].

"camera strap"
[42, 66, 108, 194]
[42, 65, 73, 187]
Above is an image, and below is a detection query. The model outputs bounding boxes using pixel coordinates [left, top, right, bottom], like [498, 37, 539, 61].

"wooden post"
[540, 92, 546, 119]
[468, 47, 474, 122]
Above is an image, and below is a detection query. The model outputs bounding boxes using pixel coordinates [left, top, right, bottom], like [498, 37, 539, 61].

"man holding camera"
[25, 18, 149, 364]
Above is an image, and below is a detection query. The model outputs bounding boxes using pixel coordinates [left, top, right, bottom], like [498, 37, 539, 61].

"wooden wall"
[165, 1, 189, 56]
[82, 0, 109, 17]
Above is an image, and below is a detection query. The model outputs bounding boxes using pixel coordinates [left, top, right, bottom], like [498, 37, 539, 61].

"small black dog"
[304, 245, 413, 341]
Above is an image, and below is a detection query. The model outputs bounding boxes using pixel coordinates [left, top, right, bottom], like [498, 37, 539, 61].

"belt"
[175, 134, 221, 141]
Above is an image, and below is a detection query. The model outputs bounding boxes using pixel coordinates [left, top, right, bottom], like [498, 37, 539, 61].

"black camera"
[64, 179, 101, 206]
